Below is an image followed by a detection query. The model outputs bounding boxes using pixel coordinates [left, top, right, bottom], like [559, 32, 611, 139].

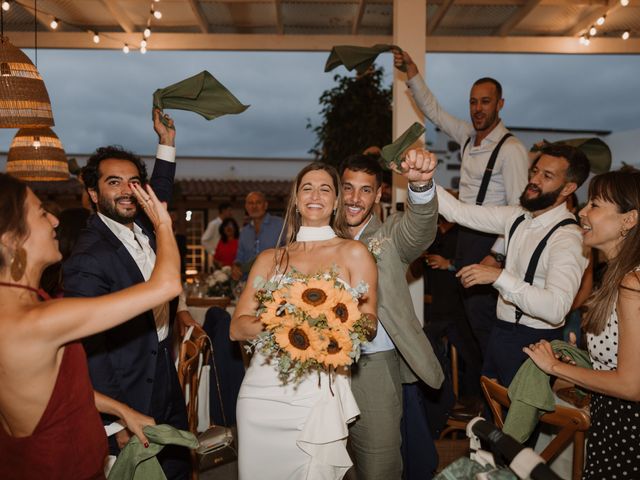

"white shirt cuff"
[156, 144, 176, 163]
[408, 183, 436, 205]
[493, 269, 519, 297]
[104, 421, 125, 437]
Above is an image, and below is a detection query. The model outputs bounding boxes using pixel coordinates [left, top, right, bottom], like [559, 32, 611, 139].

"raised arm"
[525, 271, 640, 401]
[393, 49, 474, 145]
[36, 183, 182, 346]
[229, 249, 275, 341]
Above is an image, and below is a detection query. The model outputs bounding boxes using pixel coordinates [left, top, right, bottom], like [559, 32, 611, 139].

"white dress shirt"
[406, 74, 529, 253]
[358, 185, 436, 354]
[437, 185, 588, 330]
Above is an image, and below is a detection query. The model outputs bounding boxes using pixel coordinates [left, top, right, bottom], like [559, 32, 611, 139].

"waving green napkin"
[325, 44, 407, 75]
[153, 71, 249, 125]
[380, 122, 425, 170]
[531, 137, 611, 174]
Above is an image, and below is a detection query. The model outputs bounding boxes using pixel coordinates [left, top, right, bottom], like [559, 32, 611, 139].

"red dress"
[214, 238, 239, 267]
[0, 342, 108, 479]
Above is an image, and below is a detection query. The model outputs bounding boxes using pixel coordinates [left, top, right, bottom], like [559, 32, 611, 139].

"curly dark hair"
[81, 146, 148, 210]
[0, 174, 29, 272]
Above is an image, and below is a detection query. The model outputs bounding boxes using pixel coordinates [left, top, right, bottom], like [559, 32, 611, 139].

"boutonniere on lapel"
[368, 237, 389, 263]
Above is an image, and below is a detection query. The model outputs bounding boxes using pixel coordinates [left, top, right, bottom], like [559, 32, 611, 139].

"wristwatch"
[409, 179, 434, 193]
[490, 252, 506, 264]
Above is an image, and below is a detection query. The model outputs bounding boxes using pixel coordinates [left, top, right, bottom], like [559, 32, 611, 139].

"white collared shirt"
[98, 212, 170, 341]
[437, 185, 588, 329]
[357, 186, 436, 354]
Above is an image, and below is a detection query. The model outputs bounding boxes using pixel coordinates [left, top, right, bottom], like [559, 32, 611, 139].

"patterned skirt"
[583, 392, 640, 479]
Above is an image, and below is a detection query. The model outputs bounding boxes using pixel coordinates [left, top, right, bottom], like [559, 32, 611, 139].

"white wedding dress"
[236, 226, 360, 480]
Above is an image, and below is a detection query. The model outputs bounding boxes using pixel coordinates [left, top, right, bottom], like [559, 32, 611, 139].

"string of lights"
[1, 0, 163, 54]
[579, 1, 633, 46]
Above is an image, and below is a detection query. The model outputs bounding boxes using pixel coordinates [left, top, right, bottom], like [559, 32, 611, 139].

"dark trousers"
[150, 336, 191, 480]
[401, 383, 439, 480]
[482, 320, 563, 387]
[202, 307, 245, 427]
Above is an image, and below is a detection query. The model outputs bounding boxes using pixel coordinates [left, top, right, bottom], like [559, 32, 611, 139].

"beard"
[519, 183, 564, 212]
[344, 202, 376, 228]
[97, 194, 139, 225]
[472, 109, 499, 132]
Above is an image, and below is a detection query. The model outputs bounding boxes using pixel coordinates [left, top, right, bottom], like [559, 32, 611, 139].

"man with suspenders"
[434, 144, 590, 386]
[393, 50, 529, 393]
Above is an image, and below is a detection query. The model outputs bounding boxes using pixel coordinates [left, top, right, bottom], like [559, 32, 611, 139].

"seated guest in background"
[201, 202, 232, 257]
[0, 173, 181, 479]
[214, 217, 239, 267]
[437, 144, 590, 387]
[232, 191, 284, 280]
[525, 167, 640, 479]
[63, 111, 191, 479]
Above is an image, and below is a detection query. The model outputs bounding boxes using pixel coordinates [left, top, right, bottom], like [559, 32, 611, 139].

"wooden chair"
[480, 375, 590, 480]
[177, 324, 214, 480]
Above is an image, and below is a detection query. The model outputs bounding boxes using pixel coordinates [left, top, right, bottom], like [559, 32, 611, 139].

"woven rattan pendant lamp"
[0, 36, 54, 128]
[6, 127, 69, 181]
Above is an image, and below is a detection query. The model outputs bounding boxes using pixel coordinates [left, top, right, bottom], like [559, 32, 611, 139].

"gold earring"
[10, 247, 27, 281]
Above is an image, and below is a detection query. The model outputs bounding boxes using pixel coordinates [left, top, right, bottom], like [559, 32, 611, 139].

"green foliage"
[308, 67, 392, 167]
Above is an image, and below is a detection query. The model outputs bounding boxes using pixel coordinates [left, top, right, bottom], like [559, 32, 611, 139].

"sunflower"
[260, 291, 289, 330]
[288, 278, 337, 318]
[326, 288, 361, 330]
[273, 319, 322, 362]
[321, 327, 353, 369]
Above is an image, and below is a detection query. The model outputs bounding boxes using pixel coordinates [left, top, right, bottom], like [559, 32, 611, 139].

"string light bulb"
[584, 37, 591, 46]
[144, 27, 152, 38]
[140, 46, 147, 54]
[1, 1, 10, 12]
[152, 8, 162, 19]
[123, 43, 130, 54]
[92, 32, 100, 44]
[596, 15, 606, 26]
[579, 35, 587, 45]
[620, 0, 629, 6]
[33, 137, 41, 149]
[589, 26, 597, 36]
[140, 39, 147, 48]
[622, 30, 630, 40]
[50, 18, 59, 29]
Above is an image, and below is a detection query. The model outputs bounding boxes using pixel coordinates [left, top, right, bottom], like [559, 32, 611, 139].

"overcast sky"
[1, 49, 638, 158]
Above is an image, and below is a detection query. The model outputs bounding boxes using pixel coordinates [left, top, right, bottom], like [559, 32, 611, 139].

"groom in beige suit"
[340, 149, 444, 479]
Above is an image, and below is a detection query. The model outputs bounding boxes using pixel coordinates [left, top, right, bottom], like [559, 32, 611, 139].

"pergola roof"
[2, 0, 639, 54]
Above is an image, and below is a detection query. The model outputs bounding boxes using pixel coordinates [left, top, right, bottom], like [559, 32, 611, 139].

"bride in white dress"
[230, 162, 378, 480]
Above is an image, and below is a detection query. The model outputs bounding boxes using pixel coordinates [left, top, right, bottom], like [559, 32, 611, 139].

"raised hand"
[392, 48, 418, 78]
[153, 108, 176, 146]
[397, 148, 438, 185]
[130, 182, 172, 231]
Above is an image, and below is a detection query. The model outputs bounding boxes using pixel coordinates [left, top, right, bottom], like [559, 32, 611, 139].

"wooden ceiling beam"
[6, 32, 640, 54]
[427, 0, 456, 35]
[186, 0, 210, 34]
[274, 0, 284, 34]
[352, 0, 366, 35]
[566, 0, 621, 36]
[496, 0, 542, 36]
[100, 0, 135, 33]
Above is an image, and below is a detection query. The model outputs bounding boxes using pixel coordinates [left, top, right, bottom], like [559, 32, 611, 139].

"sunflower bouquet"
[249, 268, 371, 384]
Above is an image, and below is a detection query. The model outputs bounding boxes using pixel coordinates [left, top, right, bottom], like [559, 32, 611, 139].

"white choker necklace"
[296, 226, 337, 242]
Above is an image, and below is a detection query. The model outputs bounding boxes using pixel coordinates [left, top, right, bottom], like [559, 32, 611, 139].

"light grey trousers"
[349, 349, 403, 480]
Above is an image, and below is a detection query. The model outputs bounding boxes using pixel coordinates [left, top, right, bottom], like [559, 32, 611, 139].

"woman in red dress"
[214, 217, 240, 267]
[0, 173, 182, 479]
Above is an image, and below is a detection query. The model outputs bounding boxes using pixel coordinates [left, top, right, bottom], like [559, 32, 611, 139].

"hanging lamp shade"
[6, 127, 68, 181]
[0, 36, 54, 128]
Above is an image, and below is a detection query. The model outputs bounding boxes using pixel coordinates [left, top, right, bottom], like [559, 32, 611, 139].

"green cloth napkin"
[108, 424, 199, 480]
[325, 44, 407, 75]
[153, 71, 249, 125]
[380, 122, 425, 169]
[531, 137, 612, 174]
[503, 340, 592, 443]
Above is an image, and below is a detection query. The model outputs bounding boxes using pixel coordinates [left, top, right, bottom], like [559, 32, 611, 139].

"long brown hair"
[274, 162, 349, 273]
[0, 174, 29, 272]
[582, 167, 640, 334]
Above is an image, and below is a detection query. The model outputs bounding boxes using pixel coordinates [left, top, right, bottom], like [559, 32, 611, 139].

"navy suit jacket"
[63, 158, 178, 419]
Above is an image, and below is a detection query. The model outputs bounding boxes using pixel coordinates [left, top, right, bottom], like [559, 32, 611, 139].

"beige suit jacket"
[358, 195, 444, 388]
